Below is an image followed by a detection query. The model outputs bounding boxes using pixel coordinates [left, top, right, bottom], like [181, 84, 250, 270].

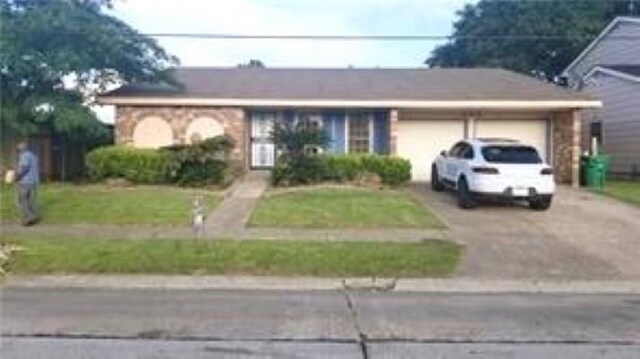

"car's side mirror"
[440, 150, 447, 157]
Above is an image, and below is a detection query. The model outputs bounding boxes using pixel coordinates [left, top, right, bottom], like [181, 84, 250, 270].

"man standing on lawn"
[14, 141, 39, 226]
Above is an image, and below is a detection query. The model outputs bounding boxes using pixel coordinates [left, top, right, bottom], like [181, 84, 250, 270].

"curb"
[4, 275, 640, 294]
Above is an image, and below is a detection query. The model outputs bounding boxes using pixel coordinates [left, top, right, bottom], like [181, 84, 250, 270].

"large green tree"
[426, 0, 635, 80]
[0, 0, 178, 140]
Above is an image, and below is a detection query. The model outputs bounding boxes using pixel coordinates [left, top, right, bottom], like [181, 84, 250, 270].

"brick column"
[552, 110, 581, 187]
[389, 108, 399, 155]
[570, 109, 582, 187]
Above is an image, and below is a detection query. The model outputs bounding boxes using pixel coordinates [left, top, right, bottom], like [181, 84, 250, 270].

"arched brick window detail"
[186, 117, 224, 144]
[132, 116, 174, 148]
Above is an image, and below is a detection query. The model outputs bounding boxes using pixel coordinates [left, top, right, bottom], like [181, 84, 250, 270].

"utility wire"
[11, 29, 640, 41]
[140, 33, 640, 41]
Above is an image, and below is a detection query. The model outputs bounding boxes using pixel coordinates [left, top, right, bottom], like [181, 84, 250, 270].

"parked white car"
[431, 138, 555, 210]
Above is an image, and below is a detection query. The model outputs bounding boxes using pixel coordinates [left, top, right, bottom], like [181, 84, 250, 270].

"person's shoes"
[22, 217, 39, 226]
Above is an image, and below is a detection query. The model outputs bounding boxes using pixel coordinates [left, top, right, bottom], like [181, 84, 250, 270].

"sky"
[110, 0, 475, 68]
[95, 0, 474, 123]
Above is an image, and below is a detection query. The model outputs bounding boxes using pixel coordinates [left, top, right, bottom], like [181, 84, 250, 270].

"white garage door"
[397, 120, 465, 181]
[475, 119, 549, 161]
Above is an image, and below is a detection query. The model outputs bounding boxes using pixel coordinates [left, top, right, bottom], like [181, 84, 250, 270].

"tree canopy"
[0, 0, 178, 140]
[426, 0, 635, 80]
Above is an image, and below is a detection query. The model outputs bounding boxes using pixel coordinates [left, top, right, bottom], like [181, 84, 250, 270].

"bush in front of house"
[86, 135, 237, 186]
[86, 146, 174, 184]
[273, 154, 411, 187]
[325, 154, 412, 186]
[163, 135, 235, 186]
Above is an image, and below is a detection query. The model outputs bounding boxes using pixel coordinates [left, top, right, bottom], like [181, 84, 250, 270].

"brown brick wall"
[115, 106, 247, 166]
[552, 110, 581, 186]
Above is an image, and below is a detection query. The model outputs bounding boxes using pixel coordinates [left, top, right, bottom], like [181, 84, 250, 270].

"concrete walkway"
[205, 171, 269, 235]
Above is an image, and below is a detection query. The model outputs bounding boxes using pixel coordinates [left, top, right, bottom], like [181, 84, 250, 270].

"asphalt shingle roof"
[101, 67, 595, 102]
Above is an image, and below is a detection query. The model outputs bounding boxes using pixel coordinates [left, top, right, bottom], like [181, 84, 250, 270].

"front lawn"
[4, 237, 461, 277]
[0, 184, 218, 225]
[596, 180, 640, 206]
[250, 187, 444, 229]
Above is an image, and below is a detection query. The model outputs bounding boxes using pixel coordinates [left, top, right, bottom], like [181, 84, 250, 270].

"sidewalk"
[5, 275, 640, 294]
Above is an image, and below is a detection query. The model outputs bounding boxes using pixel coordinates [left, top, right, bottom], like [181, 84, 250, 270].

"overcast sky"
[110, 0, 474, 68]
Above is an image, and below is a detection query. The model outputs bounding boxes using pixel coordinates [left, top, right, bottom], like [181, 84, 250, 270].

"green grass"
[595, 180, 640, 206]
[4, 237, 461, 277]
[0, 184, 219, 225]
[250, 187, 445, 229]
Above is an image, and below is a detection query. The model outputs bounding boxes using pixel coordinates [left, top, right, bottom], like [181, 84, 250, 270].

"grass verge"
[4, 237, 461, 277]
[250, 187, 445, 229]
[594, 180, 640, 207]
[0, 184, 218, 225]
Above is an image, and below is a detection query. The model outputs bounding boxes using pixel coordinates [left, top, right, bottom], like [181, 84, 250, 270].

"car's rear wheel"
[529, 195, 553, 211]
[457, 177, 477, 209]
[431, 164, 445, 192]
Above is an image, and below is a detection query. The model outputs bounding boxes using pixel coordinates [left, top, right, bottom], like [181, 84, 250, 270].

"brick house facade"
[100, 67, 599, 185]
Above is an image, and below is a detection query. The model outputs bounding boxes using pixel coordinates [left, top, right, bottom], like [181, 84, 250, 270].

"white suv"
[431, 138, 555, 210]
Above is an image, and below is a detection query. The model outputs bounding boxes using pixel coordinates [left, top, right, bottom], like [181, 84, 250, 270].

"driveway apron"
[410, 185, 640, 280]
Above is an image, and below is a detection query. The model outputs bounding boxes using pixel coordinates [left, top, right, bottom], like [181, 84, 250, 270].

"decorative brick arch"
[132, 116, 174, 148]
[186, 116, 224, 144]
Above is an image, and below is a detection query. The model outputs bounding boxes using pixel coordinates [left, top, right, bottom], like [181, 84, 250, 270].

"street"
[2, 288, 640, 358]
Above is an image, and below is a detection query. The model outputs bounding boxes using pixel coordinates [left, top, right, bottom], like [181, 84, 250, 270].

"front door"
[250, 113, 275, 168]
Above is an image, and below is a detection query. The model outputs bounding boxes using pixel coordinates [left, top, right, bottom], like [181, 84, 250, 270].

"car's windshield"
[481, 145, 541, 164]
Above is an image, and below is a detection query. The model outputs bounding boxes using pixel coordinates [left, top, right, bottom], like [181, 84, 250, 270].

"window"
[448, 142, 466, 157]
[460, 144, 474, 159]
[297, 113, 323, 130]
[348, 113, 371, 153]
[590, 121, 603, 146]
[481, 146, 542, 164]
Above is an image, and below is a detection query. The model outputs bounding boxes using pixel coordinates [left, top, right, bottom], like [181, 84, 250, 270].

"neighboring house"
[563, 16, 640, 178]
[97, 67, 600, 185]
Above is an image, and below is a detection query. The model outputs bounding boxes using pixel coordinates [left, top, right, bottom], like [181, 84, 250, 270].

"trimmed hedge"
[86, 136, 237, 186]
[272, 154, 411, 187]
[86, 146, 174, 184]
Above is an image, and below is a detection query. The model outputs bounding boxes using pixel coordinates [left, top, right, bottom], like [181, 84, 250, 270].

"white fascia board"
[585, 66, 640, 83]
[97, 97, 602, 109]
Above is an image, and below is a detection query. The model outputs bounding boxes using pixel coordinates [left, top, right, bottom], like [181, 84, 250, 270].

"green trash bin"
[585, 155, 608, 189]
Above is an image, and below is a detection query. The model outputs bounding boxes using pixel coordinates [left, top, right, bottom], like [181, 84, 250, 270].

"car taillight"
[472, 167, 499, 174]
[540, 168, 554, 175]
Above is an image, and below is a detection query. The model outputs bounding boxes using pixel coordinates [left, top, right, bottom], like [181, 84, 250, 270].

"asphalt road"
[2, 288, 640, 358]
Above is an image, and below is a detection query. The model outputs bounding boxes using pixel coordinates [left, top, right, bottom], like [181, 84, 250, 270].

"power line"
[9, 29, 640, 41]
[142, 33, 640, 41]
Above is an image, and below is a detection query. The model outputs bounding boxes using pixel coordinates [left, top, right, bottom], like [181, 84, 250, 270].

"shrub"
[86, 146, 173, 184]
[86, 136, 239, 186]
[272, 156, 327, 186]
[272, 153, 411, 187]
[163, 136, 235, 187]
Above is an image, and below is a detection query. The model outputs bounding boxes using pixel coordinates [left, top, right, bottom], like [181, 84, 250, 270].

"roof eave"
[562, 17, 640, 77]
[96, 96, 602, 109]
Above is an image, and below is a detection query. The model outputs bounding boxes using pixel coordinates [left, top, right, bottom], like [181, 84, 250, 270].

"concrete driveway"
[410, 185, 640, 280]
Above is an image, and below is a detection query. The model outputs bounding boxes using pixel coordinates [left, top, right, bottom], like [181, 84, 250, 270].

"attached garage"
[396, 111, 466, 181]
[475, 118, 550, 162]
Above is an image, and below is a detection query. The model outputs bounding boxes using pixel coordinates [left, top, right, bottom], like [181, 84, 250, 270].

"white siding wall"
[567, 21, 640, 87]
[582, 73, 640, 175]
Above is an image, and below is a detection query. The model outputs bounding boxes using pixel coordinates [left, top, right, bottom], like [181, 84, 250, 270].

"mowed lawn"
[250, 187, 445, 229]
[597, 180, 640, 206]
[4, 237, 461, 277]
[0, 184, 218, 225]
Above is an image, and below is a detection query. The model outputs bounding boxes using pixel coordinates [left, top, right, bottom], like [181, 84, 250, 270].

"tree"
[237, 59, 265, 68]
[0, 0, 178, 140]
[426, 0, 635, 81]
